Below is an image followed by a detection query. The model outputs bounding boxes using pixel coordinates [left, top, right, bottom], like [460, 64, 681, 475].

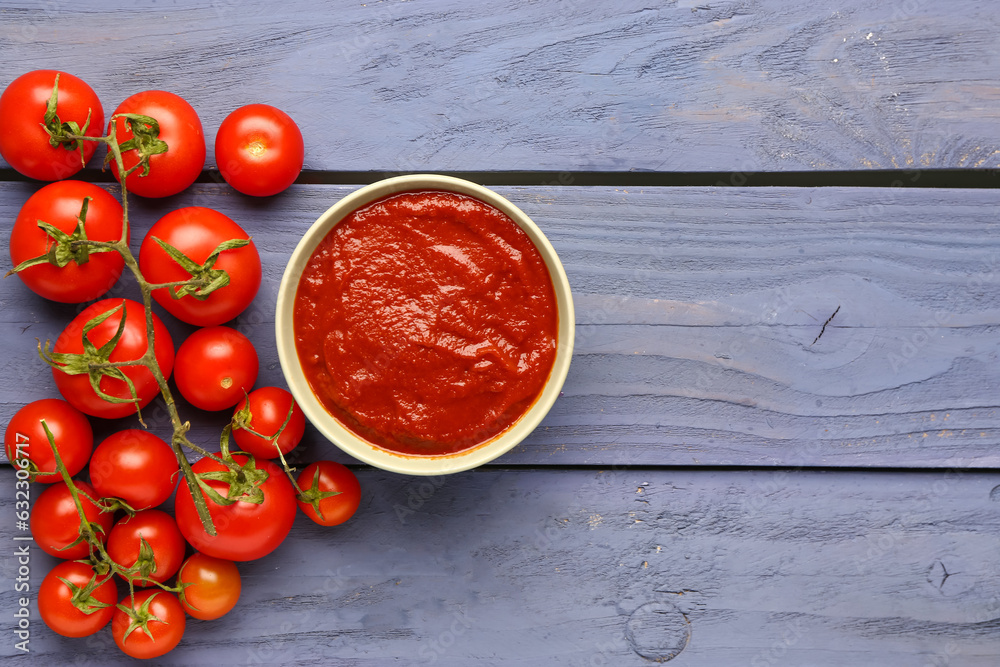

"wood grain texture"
[0, 183, 997, 469]
[3, 468, 1000, 664]
[0, 0, 997, 172]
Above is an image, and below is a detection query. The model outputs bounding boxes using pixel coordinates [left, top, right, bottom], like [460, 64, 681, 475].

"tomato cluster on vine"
[2, 69, 357, 659]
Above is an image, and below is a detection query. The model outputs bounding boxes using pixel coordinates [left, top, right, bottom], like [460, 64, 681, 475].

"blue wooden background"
[1, 0, 999, 664]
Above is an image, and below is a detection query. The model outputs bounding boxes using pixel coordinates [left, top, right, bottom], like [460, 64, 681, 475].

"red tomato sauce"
[293, 190, 558, 456]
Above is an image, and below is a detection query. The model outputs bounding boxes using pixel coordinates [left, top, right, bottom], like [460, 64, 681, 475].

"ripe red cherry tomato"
[0, 70, 104, 181]
[110, 90, 205, 198]
[232, 386, 305, 459]
[31, 480, 112, 559]
[107, 509, 187, 586]
[174, 326, 259, 411]
[89, 430, 178, 509]
[9, 180, 126, 303]
[215, 103, 303, 196]
[50, 299, 175, 419]
[4, 398, 92, 483]
[38, 561, 117, 638]
[138, 207, 261, 326]
[112, 589, 186, 659]
[174, 453, 296, 561]
[177, 552, 242, 620]
[296, 460, 361, 526]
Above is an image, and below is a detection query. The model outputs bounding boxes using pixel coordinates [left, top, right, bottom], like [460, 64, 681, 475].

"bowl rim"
[275, 174, 575, 475]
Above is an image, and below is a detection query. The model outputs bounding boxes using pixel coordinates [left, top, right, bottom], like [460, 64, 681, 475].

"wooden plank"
[0, 0, 997, 173]
[4, 468, 1000, 664]
[1, 183, 998, 468]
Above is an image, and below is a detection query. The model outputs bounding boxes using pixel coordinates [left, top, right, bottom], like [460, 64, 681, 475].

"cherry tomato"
[107, 509, 187, 586]
[138, 207, 261, 326]
[38, 561, 117, 638]
[177, 552, 241, 620]
[89, 429, 178, 509]
[215, 103, 303, 197]
[110, 90, 205, 198]
[112, 589, 186, 659]
[50, 299, 174, 419]
[296, 460, 361, 526]
[4, 399, 92, 483]
[232, 386, 305, 459]
[0, 70, 104, 181]
[9, 180, 126, 303]
[31, 480, 112, 559]
[174, 453, 296, 561]
[174, 326, 259, 411]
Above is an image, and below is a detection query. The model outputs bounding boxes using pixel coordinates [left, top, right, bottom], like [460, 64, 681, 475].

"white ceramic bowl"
[275, 175, 574, 475]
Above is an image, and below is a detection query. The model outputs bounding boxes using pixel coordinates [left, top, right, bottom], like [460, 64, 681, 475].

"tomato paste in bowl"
[276, 175, 574, 475]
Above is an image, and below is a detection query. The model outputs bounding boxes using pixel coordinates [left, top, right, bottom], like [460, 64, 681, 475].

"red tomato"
[177, 552, 241, 620]
[296, 460, 361, 526]
[38, 561, 117, 638]
[0, 70, 104, 181]
[31, 480, 112, 559]
[112, 589, 186, 659]
[110, 90, 205, 198]
[138, 207, 261, 326]
[9, 180, 126, 303]
[174, 326, 259, 411]
[215, 103, 303, 196]
[89, 430, 178, 509]
[174, 453, 296, 561]
[107, 509, 187, 586]
[232, 386, 305, 459]
[50, 298, 174, 419]
[4, 399, 92, 483]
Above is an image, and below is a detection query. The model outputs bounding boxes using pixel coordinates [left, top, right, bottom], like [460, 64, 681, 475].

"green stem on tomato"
[39, 421, 183, 594]
[40, 420, 110, 563]
[59, 128, 243, 537]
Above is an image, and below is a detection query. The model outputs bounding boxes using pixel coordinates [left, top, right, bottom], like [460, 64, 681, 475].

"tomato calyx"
[39, 301, 143, 412]
[195, 454, 270, 506]
[97, 495, 138, 517]
[196, 429, 271, 507]
[6, 196, 121, 278]
[40, 73, 93, 164]
[229, 397, 262, 437]
[15, 456, 43, 483]
[107, 113, 168, 178]
[150, 236, 251, 301]
[294, 465, 343, 523]
[120, 536, 159, 584]
[115, 590, 169, 644]
[57, 572, 115, 616]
